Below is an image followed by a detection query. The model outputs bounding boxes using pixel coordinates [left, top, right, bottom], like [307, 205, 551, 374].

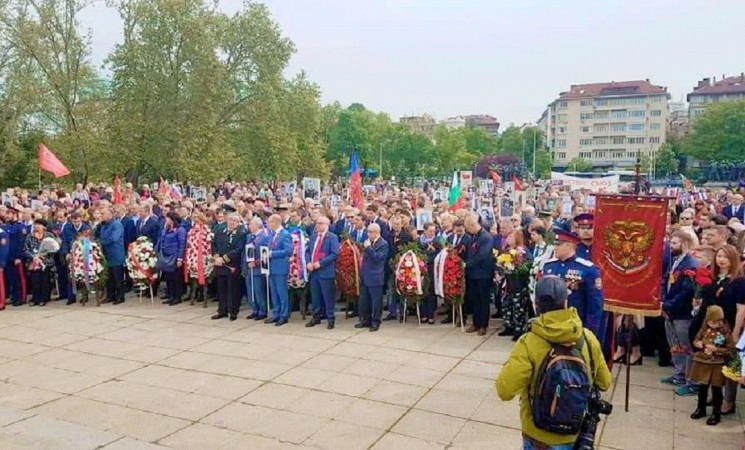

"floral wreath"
[70, 233, 107, 289]
[126, 237, 157, 285]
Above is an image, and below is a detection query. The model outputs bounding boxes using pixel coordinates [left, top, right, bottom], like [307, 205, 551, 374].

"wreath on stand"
[69, 233, 107, 306]
[434, 245, 466, 330]
[126, 237, 158, 302]
[393, 242, 429, 325]
[335, 235, 362, 318]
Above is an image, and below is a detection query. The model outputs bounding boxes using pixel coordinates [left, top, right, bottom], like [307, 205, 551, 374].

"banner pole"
[625, 316, 633, 412]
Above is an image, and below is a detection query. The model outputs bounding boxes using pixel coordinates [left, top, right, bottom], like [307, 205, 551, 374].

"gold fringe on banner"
[604, 304, 661, 317]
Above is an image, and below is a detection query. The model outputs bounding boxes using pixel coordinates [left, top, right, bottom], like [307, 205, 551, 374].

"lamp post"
[634, 149, 642, 195]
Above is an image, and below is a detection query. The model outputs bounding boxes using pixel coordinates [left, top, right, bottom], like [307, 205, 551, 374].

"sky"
[79, 0, 745, 127]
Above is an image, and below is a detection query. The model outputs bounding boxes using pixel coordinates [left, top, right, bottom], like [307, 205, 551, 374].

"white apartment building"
[547, 80, 670, 169]
[688, 73, 745, 118]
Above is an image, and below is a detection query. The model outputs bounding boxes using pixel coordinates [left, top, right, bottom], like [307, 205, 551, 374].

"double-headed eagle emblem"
[603, 220, 654, 274]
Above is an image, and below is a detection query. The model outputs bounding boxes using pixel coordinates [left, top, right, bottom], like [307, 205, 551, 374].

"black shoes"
[246, 313, 257, 320]
[440, 316, 453, 324]
[369, 324, 379, 332]
[354, 321, 371, 329]
[706, 411, 721, 426]
[66, 299, 76, 305]
[382, 314, 396, 321]
[229, 314, 237, 321]
[274, 319, 288, 327]
[264, 317, 277, 324]
[497, 328, 514, 337]
[211, 314, 226, 320]
[305, 319, 321, 328]
[327, 321, 335, 330]
[691, 407, 707, 419]
[254, 314, 267, 321]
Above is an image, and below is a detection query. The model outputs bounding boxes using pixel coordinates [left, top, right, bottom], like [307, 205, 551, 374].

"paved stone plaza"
[0, 301, 742, 449]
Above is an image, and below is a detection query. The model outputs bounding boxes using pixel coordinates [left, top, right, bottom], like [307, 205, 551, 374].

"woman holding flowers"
[24, 219, 58, 306]
[497, 230, 533, 340]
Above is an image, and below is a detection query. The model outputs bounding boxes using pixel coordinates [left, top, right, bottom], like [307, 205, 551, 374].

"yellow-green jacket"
[495, 308, 612, 445]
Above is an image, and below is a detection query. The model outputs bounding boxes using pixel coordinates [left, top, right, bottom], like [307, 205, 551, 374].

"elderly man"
[723, 194, 745, 222]
[243, 217, 269, 320]
[100, 207, 126, 304]
[266, 214, 293, 326]
[464, 214, 495, 336]
[211, 213, 246, 321]
[355, 223, 389, 332]
[305, 216, 340, 329]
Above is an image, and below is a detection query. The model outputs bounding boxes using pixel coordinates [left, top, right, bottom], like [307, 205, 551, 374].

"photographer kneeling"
[496, 276, 612, 450]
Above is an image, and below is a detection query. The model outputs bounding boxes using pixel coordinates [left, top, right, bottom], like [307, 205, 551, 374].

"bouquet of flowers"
[29, 236, 60, 271]
[722, 353, 743, 382]
[683, 266, 713, 317]
[494, 247, 531, 276]
[335, 238, 362, 298]
[70, 234, 107, 291]
[126, 237, 158, 285]
[287, 230, 308, 290]
[394, 243, 429, 302]
[185, 225, 214, 285]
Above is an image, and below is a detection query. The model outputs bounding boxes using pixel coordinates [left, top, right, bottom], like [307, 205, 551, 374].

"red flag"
[488, 169, 501, 184]
[113, 175, 123, 205]
[38, 144, 70, 178]
[512, 174, 524, 191]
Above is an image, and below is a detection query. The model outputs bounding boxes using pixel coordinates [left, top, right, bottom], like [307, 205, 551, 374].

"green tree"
[566, 157, 593, 172]
[534, 149, 552, 179]
[683, 100, 745, 161]
[641, 142, 679, 177]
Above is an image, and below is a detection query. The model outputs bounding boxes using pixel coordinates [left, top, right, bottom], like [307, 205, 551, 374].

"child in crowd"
[688, 305, 733, 425]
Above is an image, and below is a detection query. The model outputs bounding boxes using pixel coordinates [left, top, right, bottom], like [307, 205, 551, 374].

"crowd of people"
[0, 179, 744, 447]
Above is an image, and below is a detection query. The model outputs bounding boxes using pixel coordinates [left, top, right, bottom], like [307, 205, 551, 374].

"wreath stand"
[452, 300, 465, 332]
[402, 298, 421, 326]
[137, 282, 155, 305]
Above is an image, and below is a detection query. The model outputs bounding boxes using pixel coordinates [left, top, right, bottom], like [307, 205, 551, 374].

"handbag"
[156, 252, 177, 273]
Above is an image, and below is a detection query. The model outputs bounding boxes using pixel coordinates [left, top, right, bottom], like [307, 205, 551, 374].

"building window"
[692, 108, 705, 116]
[593, 150, 607, 159]
[627, 137, 645, 144]
[612, 151, 625, 159]
[628, 123, 646, 131]
[610, 123, 626, 132]
[650, 110, 662, 117]
[580, 126, 590, 133]
[629, 110, 646, 118]
[593, 137, 608, 145]
[580, 113, 593, 120]
[611, 110, 627, 119]
[650, 123, 661, 130]
[557, 152, 567, 159]
[651, 95, 663, 103]
[558, 126, 567, 133]
[556, 139, 566, 148]
[593, 111, 609, 120]
[557, 114, 567, 121]
[594, 99, 607, 107]
[580, 99, 593, 107]
[579, 139, 593, 146]
[593, 124, 609, 132]
[557, 101, 568, 108]
[611, 136, 625, 145]
[579, 152, 592, 159]
[649, 137, 660, 144]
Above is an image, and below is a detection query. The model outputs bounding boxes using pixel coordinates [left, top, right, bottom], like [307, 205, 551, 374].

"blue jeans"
[523, 437, 573, 450]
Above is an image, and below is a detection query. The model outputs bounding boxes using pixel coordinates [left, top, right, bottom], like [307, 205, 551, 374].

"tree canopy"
[683, 100, 745, 162]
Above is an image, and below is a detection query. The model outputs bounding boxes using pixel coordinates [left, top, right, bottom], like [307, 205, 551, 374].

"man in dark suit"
[136, 205, 160, 245]
[383, 216, 413, 321]
[356, 223, 389, 332]
[660, 230, 699, 396]
[211, 213, 246, 321]
[60, 212, 90, 305]
[723, 194, 745, 222]
[121, 204, 138, 291]
[464, 214, 494, 336]
[441, 219, 472, 324]
[366, 204, 389, 240]
[305, 216, 340, 329]
[349, 212, 368, 245]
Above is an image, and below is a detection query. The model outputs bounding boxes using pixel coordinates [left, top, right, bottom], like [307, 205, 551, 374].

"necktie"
[313, 233, 324, 263]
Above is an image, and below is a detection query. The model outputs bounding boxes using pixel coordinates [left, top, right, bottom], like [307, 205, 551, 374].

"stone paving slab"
[0, 301, 742, 449]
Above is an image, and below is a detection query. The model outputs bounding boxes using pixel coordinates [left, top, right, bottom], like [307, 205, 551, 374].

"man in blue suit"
[660, 230, 699, 396]
[723, 194, 745, 222]
[349, 212, 368, 245]
[243, 217, 269, 321]
[305, 216, 340, 329]
[266, 214, 293, 326]
[61, 212, 90, 304]
[464, 215, 495, 336]
[100, 207, 126, 304]
[355, 223, 389, 332]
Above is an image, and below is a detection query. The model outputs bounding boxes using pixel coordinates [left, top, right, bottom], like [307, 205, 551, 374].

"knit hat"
[705, 305, 724, 323]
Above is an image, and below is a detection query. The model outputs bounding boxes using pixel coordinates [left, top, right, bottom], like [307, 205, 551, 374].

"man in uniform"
[574, 213, 594, 260]
[5, 207, 28, 306]
[541, 229, 604, 336]
[243, 217, 269, 320]
[211, 212, 246, 321]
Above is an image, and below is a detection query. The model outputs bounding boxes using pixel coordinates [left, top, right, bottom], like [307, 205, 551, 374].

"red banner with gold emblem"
[592, 195, 668, 316]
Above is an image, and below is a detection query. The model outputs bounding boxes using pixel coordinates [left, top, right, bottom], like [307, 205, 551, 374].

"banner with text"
[550, 172, 619, 193]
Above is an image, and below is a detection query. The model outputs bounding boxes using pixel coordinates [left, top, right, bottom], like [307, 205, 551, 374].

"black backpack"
[529, 331, 595, 435]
